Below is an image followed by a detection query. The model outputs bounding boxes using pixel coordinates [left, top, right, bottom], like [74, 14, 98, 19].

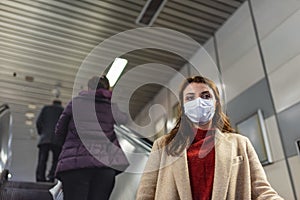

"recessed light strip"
[106, 58, 128, 87]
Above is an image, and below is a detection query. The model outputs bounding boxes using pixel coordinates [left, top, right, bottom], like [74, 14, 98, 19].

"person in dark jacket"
[36, 99, 64, 182]
[55, 75, 129, 200]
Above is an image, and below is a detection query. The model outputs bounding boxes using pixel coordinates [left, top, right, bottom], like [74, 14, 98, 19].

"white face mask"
[184, 97, 215, 125]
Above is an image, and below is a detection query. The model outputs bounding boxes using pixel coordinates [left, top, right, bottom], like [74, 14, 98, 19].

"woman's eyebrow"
[201, 91, 210, 94]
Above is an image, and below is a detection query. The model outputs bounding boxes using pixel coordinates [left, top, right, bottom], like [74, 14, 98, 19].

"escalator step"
[0, 188, 53, 200]
[3, 181, 54, 190]
[0, 181, 54, 200]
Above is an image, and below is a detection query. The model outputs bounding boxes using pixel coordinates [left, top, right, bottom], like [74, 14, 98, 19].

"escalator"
[0, 104, 54, 199]
[0, 169, 54, 200]
[109, 125, 152, 200]
[0, 103, 152, 200]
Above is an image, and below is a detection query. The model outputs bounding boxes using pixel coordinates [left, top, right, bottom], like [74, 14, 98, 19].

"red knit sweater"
[187, 128, 215, 200]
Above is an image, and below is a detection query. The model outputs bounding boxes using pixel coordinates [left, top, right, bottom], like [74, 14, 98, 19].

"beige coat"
[136, 129, 283, 200]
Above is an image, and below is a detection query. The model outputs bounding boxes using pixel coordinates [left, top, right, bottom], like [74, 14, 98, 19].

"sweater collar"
[192, 128, 215, 142]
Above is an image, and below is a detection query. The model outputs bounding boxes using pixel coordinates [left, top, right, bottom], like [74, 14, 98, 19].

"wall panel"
[260, 10, 300, 73]
[264, 115, 285, 162]
[221, 47, 264, 101]
[226, 78, 274, 126]
[216, 3, 257, 70]
[264, 160, 294, 200]
[268, 54, 300, 112]
[252, 0, 300, 39]
[288, 156, 300, 200]
[277, 101, 300, 157]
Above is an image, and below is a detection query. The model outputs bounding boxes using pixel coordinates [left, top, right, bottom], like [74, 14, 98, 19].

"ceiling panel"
[0, 0, 245, 138]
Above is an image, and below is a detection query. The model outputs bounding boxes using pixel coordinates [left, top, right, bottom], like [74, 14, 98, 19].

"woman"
[136, 76, 283, 200]
[55, 75, 129, 200]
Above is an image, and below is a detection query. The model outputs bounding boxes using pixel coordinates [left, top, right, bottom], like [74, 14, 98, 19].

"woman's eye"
[201, 93, 211, 99]
[185, 96, 194, 101]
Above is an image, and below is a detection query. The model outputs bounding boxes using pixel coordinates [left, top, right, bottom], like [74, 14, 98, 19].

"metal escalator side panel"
[0, 104, 13, 172]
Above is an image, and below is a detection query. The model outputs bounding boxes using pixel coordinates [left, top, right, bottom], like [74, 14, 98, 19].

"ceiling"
[0, 0, 245, 138]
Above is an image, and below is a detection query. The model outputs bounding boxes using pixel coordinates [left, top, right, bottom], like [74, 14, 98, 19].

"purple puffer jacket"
[55, 89, 129, 177]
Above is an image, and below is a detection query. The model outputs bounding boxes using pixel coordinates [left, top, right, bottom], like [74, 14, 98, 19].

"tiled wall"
[216, 1, 300, 198]
[252, 0, 300, 199]
[135, 0, 300, 199]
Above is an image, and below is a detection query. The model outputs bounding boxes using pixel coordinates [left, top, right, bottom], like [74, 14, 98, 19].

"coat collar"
[172, 129, 233, 200]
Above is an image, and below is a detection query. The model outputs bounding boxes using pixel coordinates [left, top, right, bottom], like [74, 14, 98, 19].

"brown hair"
[165, 76, 236, 156]
[88, 75, 110, 90]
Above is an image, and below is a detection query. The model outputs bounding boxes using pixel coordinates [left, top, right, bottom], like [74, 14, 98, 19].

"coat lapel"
[172, 151, 193, 200]
[211, 129, 233, 200]
[172, 129, 233, 200]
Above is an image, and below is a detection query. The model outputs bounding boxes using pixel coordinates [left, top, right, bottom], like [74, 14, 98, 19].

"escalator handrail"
[120, 125, 153, 146]
[0, 104, 9, 115]
[114, 125, 153, 152]
[0, 104, 13, 172]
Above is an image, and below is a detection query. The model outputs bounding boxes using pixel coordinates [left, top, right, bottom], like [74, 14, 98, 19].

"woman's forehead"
[183, 82, 211, 94]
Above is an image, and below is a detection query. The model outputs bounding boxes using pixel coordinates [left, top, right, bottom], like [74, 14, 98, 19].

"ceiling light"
[25, 120, 33, 126]
[106, 58, 128, 87]
[28, 104, 37, 109]
[25, 112, 35, 119]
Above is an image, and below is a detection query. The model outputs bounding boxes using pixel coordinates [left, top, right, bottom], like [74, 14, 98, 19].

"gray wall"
[135, 1, 300, 199]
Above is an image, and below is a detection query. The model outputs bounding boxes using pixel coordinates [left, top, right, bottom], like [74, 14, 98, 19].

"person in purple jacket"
[55, 75, 129, 200]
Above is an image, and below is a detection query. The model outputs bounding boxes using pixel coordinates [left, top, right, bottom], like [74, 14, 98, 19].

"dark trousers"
[36, 144, 61, 182]
[59, 168, 116, 200]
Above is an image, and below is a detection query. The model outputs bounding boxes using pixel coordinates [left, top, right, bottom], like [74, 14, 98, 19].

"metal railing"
[114, 124, 152, 153]
[0, 104, 13, 173]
